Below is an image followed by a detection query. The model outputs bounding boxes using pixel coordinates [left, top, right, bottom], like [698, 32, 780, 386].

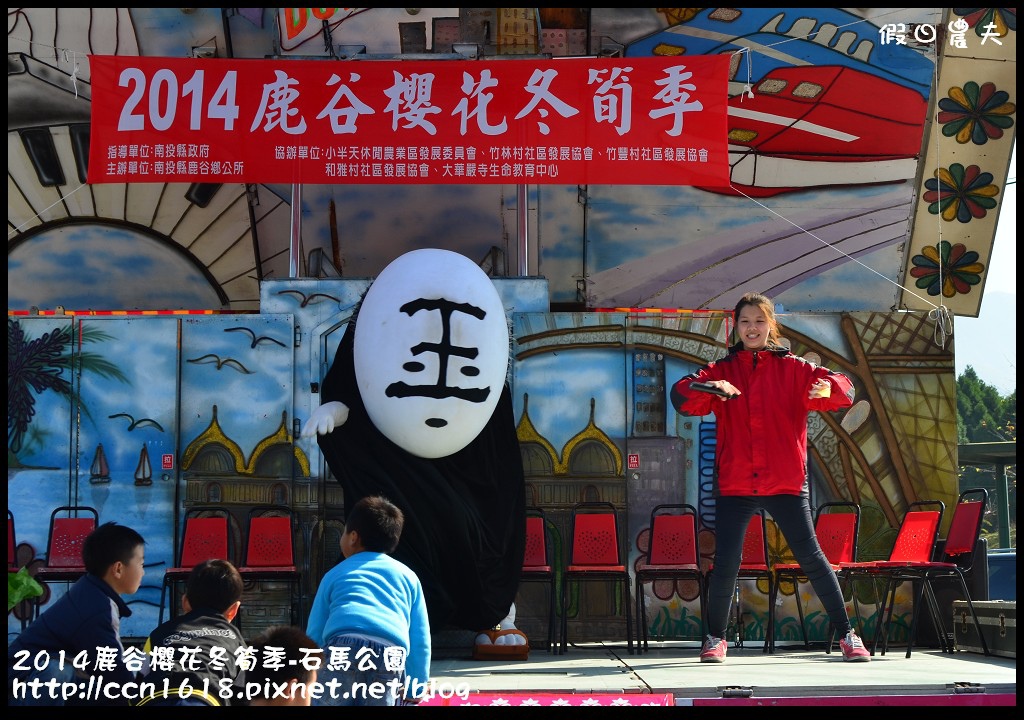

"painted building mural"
[7, 8, 1016, 648]
[7, 282, 964, 647]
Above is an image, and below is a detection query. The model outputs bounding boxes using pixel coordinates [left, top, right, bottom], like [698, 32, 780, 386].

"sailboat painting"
[89, 443, 111, 484]
[134, 445, 153, 486]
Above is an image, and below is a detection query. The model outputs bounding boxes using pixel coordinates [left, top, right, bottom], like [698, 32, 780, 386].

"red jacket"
[670, 343, 854, 497]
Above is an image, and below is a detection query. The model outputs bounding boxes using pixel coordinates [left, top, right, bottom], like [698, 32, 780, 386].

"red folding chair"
[237, 506, 301, 628]
[33, 505, 99, 619]
[877, 489, 989, 657]
[836, 499, 944, 656]
[34, 506, 98, 581]
[159, 507, 232, 624]
[560, 501, 633, 655]
[635, 503, 705, 653]
[519, 507, 558, 652]
[770, 501, 860, 652]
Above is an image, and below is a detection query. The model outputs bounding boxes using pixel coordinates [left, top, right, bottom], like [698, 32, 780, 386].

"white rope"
[729, 187, 943, 313]
[929, 306, 954, 349]
[930, 24, 950, 344]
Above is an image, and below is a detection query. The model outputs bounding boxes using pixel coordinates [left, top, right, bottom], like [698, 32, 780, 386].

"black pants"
[706, 494, 852, 639]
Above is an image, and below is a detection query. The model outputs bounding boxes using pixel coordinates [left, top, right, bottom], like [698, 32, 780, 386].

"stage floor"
[429, 641, 1016, 705]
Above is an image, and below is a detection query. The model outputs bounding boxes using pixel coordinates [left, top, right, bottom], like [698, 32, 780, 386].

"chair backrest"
[570, 502, 621, 566]
[814, 501, 860, 564]
[523, 508, 550, 569]
[648, 504, 698, 566]
[245, 510, 295, 568]
[45, 506, 99, 569]
[940, 487, 989, 568]
[739, 511, 769, 570]
[888, 500, 944, 563]
[179, 516, 230, 568]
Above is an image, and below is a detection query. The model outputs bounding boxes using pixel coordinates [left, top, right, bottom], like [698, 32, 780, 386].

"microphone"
[690, 382, 737, 399]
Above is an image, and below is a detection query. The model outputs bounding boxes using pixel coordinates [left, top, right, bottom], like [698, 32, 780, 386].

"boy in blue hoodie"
[306, 495, 431, 706]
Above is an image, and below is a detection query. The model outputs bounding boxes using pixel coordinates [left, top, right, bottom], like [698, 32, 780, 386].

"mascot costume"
[302, 249, 528, 656]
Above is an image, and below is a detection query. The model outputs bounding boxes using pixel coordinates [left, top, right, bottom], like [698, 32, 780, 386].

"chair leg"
[158, 578, 170, 625]
[766, 576, 778, 654]
[560, 577, 569, 655]
[903, 577, 929, 658]
[951, 574, 990, 656]
[848, 574, 864, 639]
[624, 578, 633, 656]
[870, 575, 896, 656]
[698, 579, 707, 641]
[547, 578, 556, 653]
[732, 582, 743, 648]
[635, 578, 647, 654]
[791, 576, 811, 650]
[918, 578, 951, 656]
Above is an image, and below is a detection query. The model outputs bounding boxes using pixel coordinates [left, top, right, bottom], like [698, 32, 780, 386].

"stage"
[428, 641, 1016, 706]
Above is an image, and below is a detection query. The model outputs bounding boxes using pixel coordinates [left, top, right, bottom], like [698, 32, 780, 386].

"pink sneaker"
[839, 630, 871, 662]
[700, 635, 727, 663]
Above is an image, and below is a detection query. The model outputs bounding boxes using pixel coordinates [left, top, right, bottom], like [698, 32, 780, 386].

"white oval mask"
[353, 248, 510, 458]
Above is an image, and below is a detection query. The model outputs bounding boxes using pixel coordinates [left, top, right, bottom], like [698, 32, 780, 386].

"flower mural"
[923, 163, 999, 223]
[953, 8, 1017, 37]
[910, 241, 985, 298]
[938, 81, 1016, 144]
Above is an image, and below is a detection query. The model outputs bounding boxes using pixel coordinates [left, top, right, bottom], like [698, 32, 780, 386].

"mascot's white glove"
[301, 401, 350, 437]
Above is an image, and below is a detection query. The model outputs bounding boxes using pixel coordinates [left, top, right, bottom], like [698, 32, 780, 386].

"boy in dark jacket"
[7, 522, 147, 706]
[135, 558, 248, 706]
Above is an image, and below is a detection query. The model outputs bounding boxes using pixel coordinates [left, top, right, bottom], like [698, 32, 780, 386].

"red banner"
[87, 55, 728, 186]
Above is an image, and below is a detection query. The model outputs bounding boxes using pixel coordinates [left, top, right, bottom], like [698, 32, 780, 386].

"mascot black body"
[314, 266, 526, 635]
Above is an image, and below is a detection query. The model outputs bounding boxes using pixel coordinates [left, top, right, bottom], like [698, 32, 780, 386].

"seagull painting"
[274, 289, 340, 308]
[224, 326, 287, 348]
[108, 413, 165, 432]
[186, 354, 254, 374]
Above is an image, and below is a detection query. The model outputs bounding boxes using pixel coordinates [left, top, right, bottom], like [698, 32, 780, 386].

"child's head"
[84, 522, 146, 595]
[182, 558, 243, 620]
[247, 625, 320, 706]
[343, 495, 404, 556]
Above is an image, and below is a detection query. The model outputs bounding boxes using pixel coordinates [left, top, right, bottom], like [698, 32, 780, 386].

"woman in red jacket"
[670, 292, 870, 663]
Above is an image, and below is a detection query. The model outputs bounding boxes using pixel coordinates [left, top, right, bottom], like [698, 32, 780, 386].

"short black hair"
[184, 558, 243, 613]
[345, 496, 404, 553]
[248, 625, 320, 690]
[83, 522, 145, 576]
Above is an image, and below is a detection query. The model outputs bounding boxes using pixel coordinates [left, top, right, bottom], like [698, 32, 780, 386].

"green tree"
[956, 366, 1006, 442]
[956, 365, 1016, 548]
